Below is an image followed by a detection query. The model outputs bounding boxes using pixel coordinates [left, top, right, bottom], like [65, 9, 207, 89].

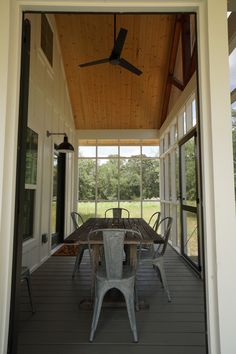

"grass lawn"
[77, 201, 160, 223]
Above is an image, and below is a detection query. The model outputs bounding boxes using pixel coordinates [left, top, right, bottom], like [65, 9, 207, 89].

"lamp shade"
[56, 136, 74, 153]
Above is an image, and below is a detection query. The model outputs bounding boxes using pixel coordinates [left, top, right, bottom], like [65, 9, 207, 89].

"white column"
[0, 1, 21, 353]
[198, 1, 236, 353]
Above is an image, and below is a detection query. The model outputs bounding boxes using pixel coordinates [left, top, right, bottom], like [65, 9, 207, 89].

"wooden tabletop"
[65, 217, 164, 245]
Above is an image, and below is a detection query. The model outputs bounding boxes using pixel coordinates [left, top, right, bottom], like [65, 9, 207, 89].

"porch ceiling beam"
[189, 41, 197, 80]
[228, 12, 236, 54]
[169, 75, 184, 91]
[160, 14, 182, 126]
[181, 14, 191, 85]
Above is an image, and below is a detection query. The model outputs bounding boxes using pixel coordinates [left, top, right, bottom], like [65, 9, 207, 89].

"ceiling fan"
[79, 15, 142, 76]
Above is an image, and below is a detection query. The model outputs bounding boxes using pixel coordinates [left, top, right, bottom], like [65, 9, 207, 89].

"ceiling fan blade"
[79, 58, 109, 68]
[112, 28, 128, 56]
[119, 58, 143, 76]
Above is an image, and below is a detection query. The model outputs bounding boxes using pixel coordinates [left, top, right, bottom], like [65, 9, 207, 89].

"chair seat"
[96, 265, 135, 281]
[153, 233, 163, 243]
[152, 255, 163, 267]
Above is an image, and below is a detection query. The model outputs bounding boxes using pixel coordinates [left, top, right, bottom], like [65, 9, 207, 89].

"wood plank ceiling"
[55, 14, 175, 130]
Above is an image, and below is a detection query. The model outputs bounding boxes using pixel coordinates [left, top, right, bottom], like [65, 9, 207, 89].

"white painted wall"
[21, 14, 76, 271]
[0, 1, 236, 354]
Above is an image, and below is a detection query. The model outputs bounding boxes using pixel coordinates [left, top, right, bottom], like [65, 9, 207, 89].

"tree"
[97, 158, 118, 200]
[142, 158, 160, 199]
[183, 139, 196, 202]
[78, 154, 160, 201]
[120, 158, 141, 200]
[78, 159, 95, 200]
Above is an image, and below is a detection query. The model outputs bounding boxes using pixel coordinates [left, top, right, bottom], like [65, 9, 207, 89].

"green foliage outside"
[78, 156, 160, 201]
[76, 146, 199, 260]
[78, 159, 96, 200]
[78, 153, 160, 222]
[183, 138, 197, 205]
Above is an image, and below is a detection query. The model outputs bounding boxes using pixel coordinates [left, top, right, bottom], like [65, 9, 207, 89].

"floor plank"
[18, 246, 207, 354]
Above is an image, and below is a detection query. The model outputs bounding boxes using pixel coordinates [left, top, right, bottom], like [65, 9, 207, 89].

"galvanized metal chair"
[21, 266, 36, 313]
[71, 211, 84, 230]
[104, 207, 130, 218]
[141, 217, 173, 302]
[70, 212, 88, 278]
[140, 211, 161, 254]
[88, 228, 142, 342]
[141, 217, 173, 301]
[148, 211, 161, 233]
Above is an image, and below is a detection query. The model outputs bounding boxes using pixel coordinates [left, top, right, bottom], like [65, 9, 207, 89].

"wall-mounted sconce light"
[46, 130, 74, 153]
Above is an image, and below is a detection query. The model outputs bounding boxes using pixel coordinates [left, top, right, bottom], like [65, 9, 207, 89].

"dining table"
[65, 217, 164, 309]
[65, 217, 164, 265]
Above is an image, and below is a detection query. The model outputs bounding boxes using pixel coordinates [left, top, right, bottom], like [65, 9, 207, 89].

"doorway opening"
[10, 10, 207, 354]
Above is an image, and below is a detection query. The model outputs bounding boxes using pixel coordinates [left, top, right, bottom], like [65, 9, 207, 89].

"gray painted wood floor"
[18, 247, 207, 354]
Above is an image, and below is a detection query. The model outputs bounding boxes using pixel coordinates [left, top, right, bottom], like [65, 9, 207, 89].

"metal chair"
[148, 211, 161, 233]
[140, 211, 161, 253]
[104, 207, 130, 218]
[88, 228, 141, 342]
[21, 266, 35, 313]
[71, 211, 84, 229]
[141, 217, 173, 302]
[70, 212, 88, 278]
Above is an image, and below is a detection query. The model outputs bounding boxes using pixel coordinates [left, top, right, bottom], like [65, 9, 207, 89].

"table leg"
[129, 244, 137, 269]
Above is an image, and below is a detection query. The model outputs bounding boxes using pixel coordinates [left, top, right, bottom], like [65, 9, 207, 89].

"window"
[41, 14, 53, 66]
[23, 128, 38, 241]
[160, 91, 199, 256]
[192, 99, 197, 126]
[77, 142, 160, 222]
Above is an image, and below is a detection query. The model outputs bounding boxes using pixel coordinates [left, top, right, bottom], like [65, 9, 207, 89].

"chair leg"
[25, 271, 36, 313]
[123, 292, 138, 342]
[89, 287, 106, 342]
[72, 247, 84, 278]
[77, 248, 85, 268]
[154, 266, 162, 283]
[134, 283, 139, 311]
[154, 259, 171, 302]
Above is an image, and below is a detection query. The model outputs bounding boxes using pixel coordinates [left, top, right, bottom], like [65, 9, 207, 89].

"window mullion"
[118, 142, 120, 208]
[95, 141, 98, 217]
[140, 145, 143, 218]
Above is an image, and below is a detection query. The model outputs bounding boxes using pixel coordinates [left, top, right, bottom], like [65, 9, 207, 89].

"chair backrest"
[105, 207, 130, 218]
[105, 208, 130, 219]
[155, 217, 173, 256]
[88, 228, 141, 279]
[103, 230, 124, 278]
[148, 211, 161, 232]
[71, 212, 84, 230]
